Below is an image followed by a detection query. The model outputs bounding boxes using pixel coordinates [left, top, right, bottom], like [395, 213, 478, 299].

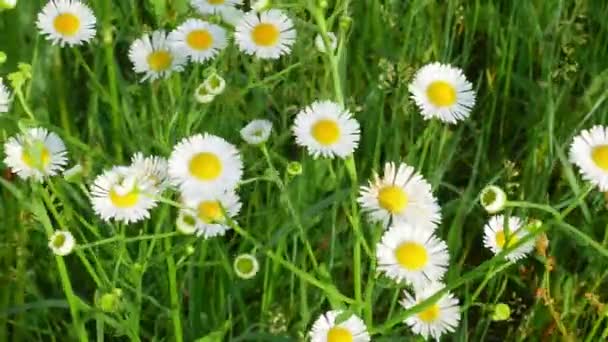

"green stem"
[164, 236, 183, 342]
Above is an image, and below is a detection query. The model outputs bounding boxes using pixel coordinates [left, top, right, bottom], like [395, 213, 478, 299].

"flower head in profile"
[36, 0, 96, 46]
[314, 32, 337, 53]
[0, 77, 12, 113]
[235, 9, 296, 59]
[240, 119, 272, 145]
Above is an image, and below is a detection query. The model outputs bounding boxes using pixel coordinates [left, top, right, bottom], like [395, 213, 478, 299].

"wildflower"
[233, 253, 259, 279]
[190, 0, 242, 16]
[4, 127, 68, 181]
[203, 73, 226, 95]
[36, 0, 96, 46]
[128, 30, 186, 82]
[240, 119, 272, 145]
[569, 125, 608, 191]
[314, 32, 337, 53]
[400, 282, 461, 340]
[479, 185, 507, 214]
[483, 215, 534, 261]
[376, 222, 449, 287]
[194, 83, 216, 103]
[48, 230, 75, 256]
[409, 62, 476, 124]
[252, 0, 270, 12]
[358, 162, 441, 230]
[168, 19, 227, 63]
[309, 310, 370, 342]
[176, 211, 197, 235]
[130, 152, 170, 190]
[0, 77, 11, 113]
[90, 166, 159, 224]
[180, 190, 241, 238]
[235, 9, 296, 59]
[168, 133, 243, 197]
[293, 100, 360, 159]
[218, 7, 245, 26]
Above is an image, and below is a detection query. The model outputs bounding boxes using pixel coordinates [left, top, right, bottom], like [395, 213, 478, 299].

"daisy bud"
[219, 7, 245, 27]
[233, 253, 259, 279]
[48, 230, 75, 256]
[97, 288, 122, 313]
[0, 0, 16, 10]
[491, 303, 511, 321]
[286, 161, 302, 176]
[479, 185, 507, 214]
[314, 32, 337, 53]
[194, 83, 215, 104]
[176, 211, 197, 235]
[252, 0, 271, 12]
[203, 73, 226, 95]
[240, 119, 273, 145]
[63, 164, 84, 182]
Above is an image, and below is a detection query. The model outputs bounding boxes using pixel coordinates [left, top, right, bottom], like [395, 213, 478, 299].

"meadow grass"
[2, 0, 608, 341]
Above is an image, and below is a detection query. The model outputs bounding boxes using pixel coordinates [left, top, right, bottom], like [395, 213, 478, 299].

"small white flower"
[314, 32, 337, 53]
[309, 310, 370, 342]
[168, 133, 243, 197]
[180, 190, 241, 238]
[569, 125, 608, 191]
[358, 162, 441, 230]
[48, 230, 76, 256]
[235, 9, 296, 59]
[168, 19, 228, 63]
[409, 62, 476, 124]
[190, 0, 242, 15]
[203, 73, 226, 95]
[36, 0, 96, 46]
[240, 119, 272, 145]
[293, 100, 360, 159]
[128, 30, 187, 82]
[90, 166, 160, 224]
[479, 185, 507, 214]
[376, 222, 449, 287]
[176, 210, 197, 235]
[0, 77, 11, 113]
[130, 152, 170, 190]
[483, 215, 534, 262]
[194, 83, 216, 103]
[400, 282, 461, 340]
[218, 6, 245, 26]
[3, 127, 68, 181]
[233, 253, 259, 279]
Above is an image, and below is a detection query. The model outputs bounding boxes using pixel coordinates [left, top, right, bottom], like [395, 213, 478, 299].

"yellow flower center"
[251, 23, 280, 47]
[53, 13, 80, 36]
[147, 50, 173, 72]
[426, 81, 457, 107]
[418, 304, 440, 323]
[311, 119, 340, 145]
[197, 200, 223, 223]
[377, 186, 408, 213]
[109, 189, 140, 208]
[188, 152, 222, 181]
[207, 0, 225, 4]
[326, 326, 353, 342]
[186, 29, 213, 50]
[395, 242, 428, 271]
[591, 145, 608, 171]
[495, 230, 518, 249]
[22, 146, 51, 170]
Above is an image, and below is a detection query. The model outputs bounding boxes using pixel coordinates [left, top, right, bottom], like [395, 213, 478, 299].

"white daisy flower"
[233, 253, 259, 279]
[409, 62, 476, 124]
[128, 30, 186, 82]
[218, 6, 245, 26]
[293, 100, 360, 159]
[168, 19, 228, 63]
[130, 152, 170, 190]
[240, 119, 272, 145]
[569, 125, 608, 191]
[400, 282, 461, 340]
[483, 215, 534, 262]
[190, 0, 242, 15]
[48, 230, 76, 256]
[309, 310, 370, 342]
[235, 9, 296, 59]
[358, 162, 441, 230]
[168, 133, 243, 197]
[90, 166, 159, 224]
[0, 77, 11, 113]
[314, 32, 337, 53]
[36, 0, 96, 47]
[3, 128, 68, 181]
[377, 222, 449, 287]
[180, 190, 241, 238]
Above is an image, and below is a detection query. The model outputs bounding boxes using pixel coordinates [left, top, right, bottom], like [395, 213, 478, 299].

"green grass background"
[2, 0, 608, 340]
